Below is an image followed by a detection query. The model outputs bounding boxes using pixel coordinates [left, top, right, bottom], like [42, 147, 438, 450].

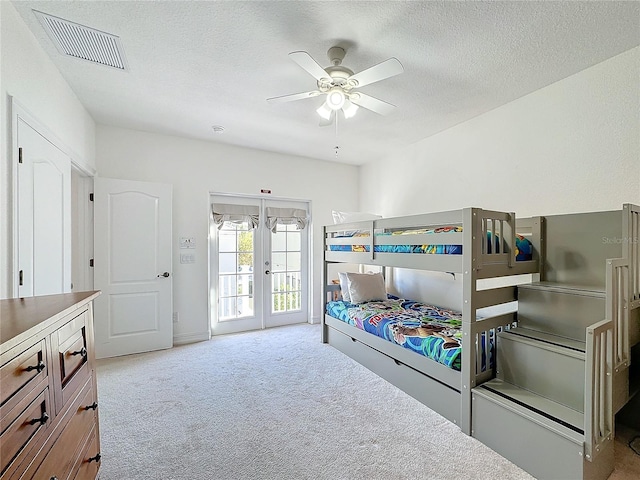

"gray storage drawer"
[327, 325, 461, 426]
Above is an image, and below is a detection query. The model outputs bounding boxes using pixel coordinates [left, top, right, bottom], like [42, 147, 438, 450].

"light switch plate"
[180, 253, 195, 264]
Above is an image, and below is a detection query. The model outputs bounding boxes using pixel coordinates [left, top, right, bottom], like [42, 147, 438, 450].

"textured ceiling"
[12, 1, 640, 165]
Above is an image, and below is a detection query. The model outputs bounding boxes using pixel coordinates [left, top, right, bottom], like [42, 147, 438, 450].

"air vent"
[33, 10, 128, 71]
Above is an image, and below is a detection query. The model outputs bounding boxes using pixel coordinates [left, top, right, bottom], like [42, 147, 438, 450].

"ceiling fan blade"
[347, 58, 404, 88]
[319, 110, 335, 127]
[289, 51, 331, 83]
[267, 90, 321, 104]
[349, 92, 396, 116]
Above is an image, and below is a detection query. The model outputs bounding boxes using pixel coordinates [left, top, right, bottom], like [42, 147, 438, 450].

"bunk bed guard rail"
[324, 208, 540, 276]
[607, 258, 630, 371]
[584, 318, 613, 462]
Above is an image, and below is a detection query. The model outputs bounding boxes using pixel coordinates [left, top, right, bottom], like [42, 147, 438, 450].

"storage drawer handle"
[24, 360, 46, 373]
[84, 401, 98, 411]
[50, 477, 58, 480]
[88, 452, 101, 463]
[28, 411, 49, 426]
[394, 359, 402, 366]
[70, 347, 87, 358]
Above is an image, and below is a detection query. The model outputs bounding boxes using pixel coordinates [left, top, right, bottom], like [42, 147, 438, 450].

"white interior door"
[94, 178, 173, 358]
[210, 196, 309, 336]
[17, 117, 71, 297]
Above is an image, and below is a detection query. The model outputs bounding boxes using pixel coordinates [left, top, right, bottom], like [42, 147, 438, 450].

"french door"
[210, 195, 309, 336]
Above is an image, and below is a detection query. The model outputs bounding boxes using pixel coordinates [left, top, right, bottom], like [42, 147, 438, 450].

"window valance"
[211, 203, 260, 230]
[265, 207, 308, 233]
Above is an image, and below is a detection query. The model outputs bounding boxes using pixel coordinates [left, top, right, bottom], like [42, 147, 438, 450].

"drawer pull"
[50, 477, 59, 480]
[87, 452, 101, 463]
[70, 347, 87, 358]
[24, 360, 46, 373]
[84, 401, 98, 411]
[28, 411, 49, 426]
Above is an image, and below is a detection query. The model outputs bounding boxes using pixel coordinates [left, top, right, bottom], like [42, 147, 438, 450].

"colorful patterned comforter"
[328, 226, 532, 261]
[327, 297, 469, 370]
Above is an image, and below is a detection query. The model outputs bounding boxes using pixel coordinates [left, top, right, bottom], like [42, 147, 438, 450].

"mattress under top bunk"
[327, 296, 485, 371]
[328, 226, 533, 261]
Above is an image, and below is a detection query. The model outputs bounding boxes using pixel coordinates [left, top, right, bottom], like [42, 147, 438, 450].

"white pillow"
[338, 272, 351, 303]
[332, 211, 382, 224]
[346, 272, 387, 304]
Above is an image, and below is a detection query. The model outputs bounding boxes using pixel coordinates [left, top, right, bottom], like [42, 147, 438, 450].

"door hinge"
[19, 270, 23, 286]
[89, 259, 94, 267]
[89, 193, 94, 202]
[18, 147, 23, 164]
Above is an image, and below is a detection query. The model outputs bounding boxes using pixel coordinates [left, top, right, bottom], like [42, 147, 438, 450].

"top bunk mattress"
[327, 227, 533, 261]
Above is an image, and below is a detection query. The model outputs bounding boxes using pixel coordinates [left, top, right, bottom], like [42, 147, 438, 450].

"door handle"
[265, 270, 273, 275]
[157, 272, 170, 278]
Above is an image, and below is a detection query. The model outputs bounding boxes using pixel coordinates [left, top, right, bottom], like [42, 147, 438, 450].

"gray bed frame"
[322, 204, 640, 480]
[321, 207, 543, 434]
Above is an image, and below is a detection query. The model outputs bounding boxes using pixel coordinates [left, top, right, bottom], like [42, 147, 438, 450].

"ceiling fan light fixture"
[316, 102, 333, 120]
[342, 99, 359, 119]
[326, 87, 345, 110]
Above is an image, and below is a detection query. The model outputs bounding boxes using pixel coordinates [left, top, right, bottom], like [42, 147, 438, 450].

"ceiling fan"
[267, 46, 404, 126]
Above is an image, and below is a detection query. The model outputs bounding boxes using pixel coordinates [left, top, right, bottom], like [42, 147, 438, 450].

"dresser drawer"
[53, 311, 91, 414]
[70, 426, 101, 480]
[26, 377, 96, 480]
[0, 386, 52, 477]
[0, 339, 48, 412]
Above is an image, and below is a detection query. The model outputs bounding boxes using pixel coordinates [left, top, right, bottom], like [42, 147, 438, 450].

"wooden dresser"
[1, 291, 101, 480]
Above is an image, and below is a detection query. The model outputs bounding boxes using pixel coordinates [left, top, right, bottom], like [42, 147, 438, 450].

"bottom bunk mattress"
[327, 297, 476, 371]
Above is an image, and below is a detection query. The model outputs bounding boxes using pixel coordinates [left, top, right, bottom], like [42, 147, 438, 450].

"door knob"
[265, 270, 272, 275]
[157, 272, 170, 278]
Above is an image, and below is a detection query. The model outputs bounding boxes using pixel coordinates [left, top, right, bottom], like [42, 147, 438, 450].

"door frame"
[208, 191, 312, 335]
[9, 97, 95, 297]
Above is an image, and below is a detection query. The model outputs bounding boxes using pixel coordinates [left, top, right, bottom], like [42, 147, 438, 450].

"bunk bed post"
[507, 212, 516, 268]
[322, 225, 329, 343]
[532, 216, 545, 281]
[622, 204, 640, 307]
[460, 207, 480, 435]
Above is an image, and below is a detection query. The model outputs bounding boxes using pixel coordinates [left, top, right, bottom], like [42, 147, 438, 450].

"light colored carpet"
[94, 324, 633, 479]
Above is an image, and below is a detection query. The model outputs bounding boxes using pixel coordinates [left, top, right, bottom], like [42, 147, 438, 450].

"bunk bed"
[322, 207, 543, 434]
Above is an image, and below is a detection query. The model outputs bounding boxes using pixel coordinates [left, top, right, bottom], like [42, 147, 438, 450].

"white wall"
[95, 125, 359, 343]
[360, 47, 639, 219]
[0, 1, 96, 298]
[360, 46, 640, 308]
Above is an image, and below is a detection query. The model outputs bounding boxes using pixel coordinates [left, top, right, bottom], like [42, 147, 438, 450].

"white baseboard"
[310, 316, 320, 325]
[173, 331, 210, 345]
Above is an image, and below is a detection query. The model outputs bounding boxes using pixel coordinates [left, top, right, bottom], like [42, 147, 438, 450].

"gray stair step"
[518, 282, 605, 298]
[475, 379, 584, 434]
[516, 282, 605, 341]
[497, 329, 585, 412]
[506, 326, 586, 352]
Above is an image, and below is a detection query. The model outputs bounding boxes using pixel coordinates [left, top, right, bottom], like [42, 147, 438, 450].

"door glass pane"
[219, 231, 236, 252]
[218, 221, 254, 321]
[271, 252, 286, 272]
[237, 295, 254, 318]
[272, 231, 286, 251]
[219, 253, 236, 274]
[287, 232, 301, 251]
[287, 252, 301, 271]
